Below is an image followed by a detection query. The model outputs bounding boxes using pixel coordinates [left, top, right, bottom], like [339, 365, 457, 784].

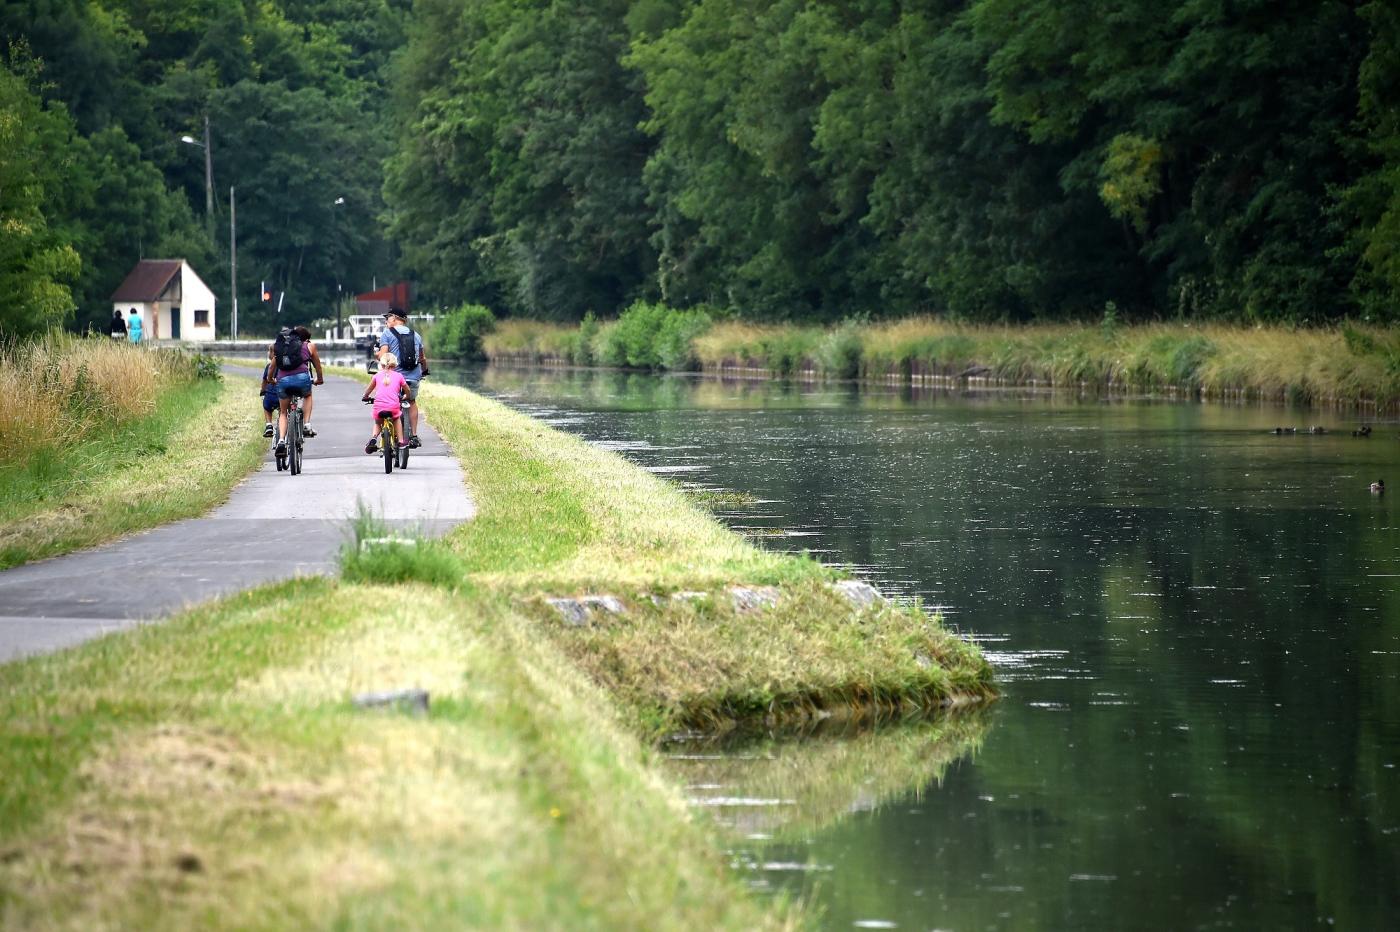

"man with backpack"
[374, 307, 429, 449]
[268, 324, 325, 453]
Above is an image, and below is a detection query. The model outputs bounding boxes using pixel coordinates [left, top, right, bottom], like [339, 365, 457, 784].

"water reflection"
[444, 364, 1400, 930]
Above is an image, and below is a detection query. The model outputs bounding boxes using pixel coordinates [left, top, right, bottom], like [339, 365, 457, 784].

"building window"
[194, 309, 209, 326]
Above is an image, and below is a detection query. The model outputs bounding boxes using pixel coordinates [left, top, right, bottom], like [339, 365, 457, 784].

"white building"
[110, 259, 216, 341]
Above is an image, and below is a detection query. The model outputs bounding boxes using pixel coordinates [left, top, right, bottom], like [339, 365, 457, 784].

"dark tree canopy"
[5, 1, 1399, 333]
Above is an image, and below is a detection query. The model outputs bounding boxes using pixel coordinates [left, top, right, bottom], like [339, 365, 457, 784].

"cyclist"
[268, 324, 325, 455]
[374, 306, 429, 448]
[258, 360, 279, 437]
[362, 352, 410, 453]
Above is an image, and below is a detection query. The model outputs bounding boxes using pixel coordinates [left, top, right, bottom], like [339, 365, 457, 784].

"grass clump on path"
[0, 340, 265, 568]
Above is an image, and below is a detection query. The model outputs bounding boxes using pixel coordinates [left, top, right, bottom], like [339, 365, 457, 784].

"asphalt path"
[0, 366, 475, 662]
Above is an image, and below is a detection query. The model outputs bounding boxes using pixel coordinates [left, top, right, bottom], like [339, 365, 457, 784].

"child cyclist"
[362, 352, 410, 453]
[258, 361, 280, 437]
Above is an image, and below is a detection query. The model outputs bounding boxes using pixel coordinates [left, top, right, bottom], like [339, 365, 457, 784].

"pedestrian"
[127, 307, 143, 344]
[374, 306, 429, 448]
[108, 309, 127, 341]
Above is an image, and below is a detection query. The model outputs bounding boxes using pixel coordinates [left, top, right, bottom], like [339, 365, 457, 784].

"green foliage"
[0, 55, 80, 337]
[596, 301, 712, 370]
[816, 320, 863, 379]
[430, 303, 497, 360]
[386, 0, 654, 321]
[3, 0, 407, 335]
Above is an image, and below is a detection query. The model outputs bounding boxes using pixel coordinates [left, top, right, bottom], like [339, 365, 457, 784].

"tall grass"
[481, 308, 1400, 410]
[0, 335, 212, 466]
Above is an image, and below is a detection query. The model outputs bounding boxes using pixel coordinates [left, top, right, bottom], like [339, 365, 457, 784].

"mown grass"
[0, 581, 798, 930]
[0, 357, 265, 568]
[484, 312, 1400, 410]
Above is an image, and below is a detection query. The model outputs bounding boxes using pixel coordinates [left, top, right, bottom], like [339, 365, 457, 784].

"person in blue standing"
[374, 306, 429, 448]
[127, 308, 143, 344]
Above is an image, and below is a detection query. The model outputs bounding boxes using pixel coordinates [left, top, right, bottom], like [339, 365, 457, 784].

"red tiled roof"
[111, 260, 182, 302]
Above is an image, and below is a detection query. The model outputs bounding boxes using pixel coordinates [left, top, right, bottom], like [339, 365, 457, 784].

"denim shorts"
[276, 371, 312, 399]
[262, 392, 279, 412]
[404, 378, 420, 402]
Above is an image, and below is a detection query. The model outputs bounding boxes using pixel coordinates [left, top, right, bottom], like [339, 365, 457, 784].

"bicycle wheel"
[381, 421, 394, 474]
[288, 406, 302, 475]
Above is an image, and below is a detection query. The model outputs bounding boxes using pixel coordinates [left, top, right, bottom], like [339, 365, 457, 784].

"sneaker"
[365, 439, 378, 455]
[302, 425, 316, 438]
[408, 435, 421, 449]
[276, 439, 287, 454]
[263, 424, 274, 437]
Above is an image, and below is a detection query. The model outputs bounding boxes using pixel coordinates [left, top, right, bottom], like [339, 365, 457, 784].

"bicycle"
[275, 389, 308, 475]
[369, 400, 410, 474]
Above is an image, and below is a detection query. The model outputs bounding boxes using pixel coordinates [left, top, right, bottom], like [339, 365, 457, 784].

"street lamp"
[178, 115, 214, 238]
[180, 116, 237, 339]
[331, 196, 346, 341]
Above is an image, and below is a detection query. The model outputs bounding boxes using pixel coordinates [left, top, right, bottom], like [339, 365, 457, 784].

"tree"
[0, 55, 80, 337]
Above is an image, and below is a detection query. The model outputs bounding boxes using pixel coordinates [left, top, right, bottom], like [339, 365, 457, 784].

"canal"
[443, 364, 1400, 930]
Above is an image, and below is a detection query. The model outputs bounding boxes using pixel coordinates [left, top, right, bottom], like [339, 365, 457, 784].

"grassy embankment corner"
[0, 339, 266, 569]
[0, 377, 993, 928]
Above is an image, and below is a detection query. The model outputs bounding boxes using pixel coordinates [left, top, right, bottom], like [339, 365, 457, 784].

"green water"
[447, 365, 1400, 930]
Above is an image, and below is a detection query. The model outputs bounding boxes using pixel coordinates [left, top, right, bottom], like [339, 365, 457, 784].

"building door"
[171, 307, 181, 340]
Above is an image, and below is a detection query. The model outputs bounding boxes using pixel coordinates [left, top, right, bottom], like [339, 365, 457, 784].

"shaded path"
[0, 368, 474, 661]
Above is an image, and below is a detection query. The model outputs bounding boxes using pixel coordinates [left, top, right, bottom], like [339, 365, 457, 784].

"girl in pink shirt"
[362, 353, 410, 453]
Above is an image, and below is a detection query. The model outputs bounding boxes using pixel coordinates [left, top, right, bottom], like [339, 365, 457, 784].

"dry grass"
[0, 335, 204, 463]
[480, 319, 579, 362]
[0, 371, 266, 568]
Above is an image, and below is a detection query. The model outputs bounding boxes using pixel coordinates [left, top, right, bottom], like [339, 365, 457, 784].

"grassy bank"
[482, 308, 1400, 411]
[0, 375, 993, 927]
[0, 339, 265, 568]
[0, 582, 799, 929]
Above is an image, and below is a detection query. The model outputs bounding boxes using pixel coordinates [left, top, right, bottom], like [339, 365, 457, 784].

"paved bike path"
[0, 367, 475, 662]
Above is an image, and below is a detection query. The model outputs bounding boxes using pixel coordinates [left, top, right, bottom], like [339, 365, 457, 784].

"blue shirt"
[377, 326, 423, 380]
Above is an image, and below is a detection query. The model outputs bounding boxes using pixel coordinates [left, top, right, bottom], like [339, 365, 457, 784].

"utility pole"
[332, 196, 346, 341]
[201, 115, 213, 237]
[230, 186, 238, 341]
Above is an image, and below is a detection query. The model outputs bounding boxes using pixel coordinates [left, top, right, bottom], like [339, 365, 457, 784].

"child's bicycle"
[274, 390, 308, 475]
[369, 401, 411, 474]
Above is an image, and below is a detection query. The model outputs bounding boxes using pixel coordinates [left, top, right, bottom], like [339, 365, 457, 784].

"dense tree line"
[387, 0, 1400, 325]
[1, 0, 406, 337]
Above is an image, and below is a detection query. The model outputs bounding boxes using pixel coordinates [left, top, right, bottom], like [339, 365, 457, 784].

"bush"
[816, 320, 864, 379]
[575, 312, 599, 366]
[597, 302, 713, 370]
[431, 303, 496, 359]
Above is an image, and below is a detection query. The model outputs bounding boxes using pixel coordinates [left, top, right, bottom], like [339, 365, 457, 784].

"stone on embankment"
[728, 586, 780, 613]
[833, 580, 884, 609]
[546, 595, 626, 626]
[352, 688, 430, 715]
